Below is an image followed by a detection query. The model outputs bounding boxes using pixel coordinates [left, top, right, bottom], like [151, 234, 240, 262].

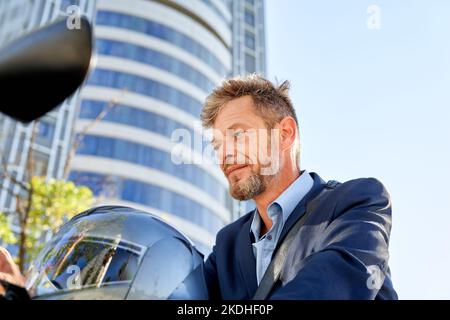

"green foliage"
[0, 212, 17, 244]
[2, 176, 94, 265]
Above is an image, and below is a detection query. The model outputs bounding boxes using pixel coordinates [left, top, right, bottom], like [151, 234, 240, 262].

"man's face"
[212, 96, 278, 200]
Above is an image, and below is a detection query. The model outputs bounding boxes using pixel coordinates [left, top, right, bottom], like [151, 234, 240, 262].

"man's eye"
[234, 130, 245, 138]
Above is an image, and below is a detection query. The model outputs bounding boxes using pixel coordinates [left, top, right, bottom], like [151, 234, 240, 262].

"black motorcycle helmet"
[25, 206, 209, 300]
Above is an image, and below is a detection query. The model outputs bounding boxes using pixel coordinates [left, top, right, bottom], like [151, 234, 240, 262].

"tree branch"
[63, 90, 126, 179]
[0, 155, 30, 192]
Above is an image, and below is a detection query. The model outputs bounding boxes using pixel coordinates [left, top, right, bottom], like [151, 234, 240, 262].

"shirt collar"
[250, 170, 314, 240]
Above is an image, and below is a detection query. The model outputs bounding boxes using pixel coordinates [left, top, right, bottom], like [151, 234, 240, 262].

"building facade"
[232, 0, 266, 76]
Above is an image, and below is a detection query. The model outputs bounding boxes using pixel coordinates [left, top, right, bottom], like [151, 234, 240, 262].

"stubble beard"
[228, 165, 272, 201]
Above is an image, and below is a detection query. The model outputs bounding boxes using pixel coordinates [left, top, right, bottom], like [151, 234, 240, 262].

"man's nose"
[223, 138, 236, 164]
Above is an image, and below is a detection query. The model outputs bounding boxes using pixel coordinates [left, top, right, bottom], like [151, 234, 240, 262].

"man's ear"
[279, 116, 298, 152]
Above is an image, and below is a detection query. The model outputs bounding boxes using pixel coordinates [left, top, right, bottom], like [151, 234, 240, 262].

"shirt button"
[267, 235, 273, 241]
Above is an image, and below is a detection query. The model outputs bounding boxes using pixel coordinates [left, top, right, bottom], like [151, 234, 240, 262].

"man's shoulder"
[310, 171, 388, 196]
[332, 176, 390, 199]
[322, 176, 391, 218]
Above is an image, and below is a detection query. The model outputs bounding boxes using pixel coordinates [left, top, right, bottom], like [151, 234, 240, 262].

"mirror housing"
[0, 16, 93, 123]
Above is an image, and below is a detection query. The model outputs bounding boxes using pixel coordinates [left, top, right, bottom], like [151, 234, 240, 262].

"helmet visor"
[26, 234, 145, 298]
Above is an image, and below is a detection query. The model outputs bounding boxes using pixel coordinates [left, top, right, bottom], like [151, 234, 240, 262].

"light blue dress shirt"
[250, 170, 314, 284]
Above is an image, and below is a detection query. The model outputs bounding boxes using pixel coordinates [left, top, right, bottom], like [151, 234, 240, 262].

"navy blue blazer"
[204, 172, 398, 300]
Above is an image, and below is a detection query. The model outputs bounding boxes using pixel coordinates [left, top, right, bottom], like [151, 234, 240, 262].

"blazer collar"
[274, 171, 327, 255]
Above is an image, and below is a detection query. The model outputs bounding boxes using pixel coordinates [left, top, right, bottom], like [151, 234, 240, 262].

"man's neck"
[254, 164, 300, 235]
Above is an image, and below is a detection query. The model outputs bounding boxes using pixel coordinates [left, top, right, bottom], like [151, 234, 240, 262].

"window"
[33, 151, 49, 176]
[37, 120, 55, 147]
[245, 31, 255, 50]
[244, 9, 255, 26]
[245, 53, 256, 73]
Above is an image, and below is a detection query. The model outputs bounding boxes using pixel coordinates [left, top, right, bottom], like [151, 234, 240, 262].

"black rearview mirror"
[0, 16, 93, 123]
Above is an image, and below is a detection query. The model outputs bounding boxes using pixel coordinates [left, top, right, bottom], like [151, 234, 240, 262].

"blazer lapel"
[235, 172, 326, 297]
[275, 172, 327, 254]
[236, 215, 258, 298]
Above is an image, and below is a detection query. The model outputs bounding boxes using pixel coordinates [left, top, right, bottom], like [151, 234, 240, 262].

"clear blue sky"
[266, 0, 450, 299]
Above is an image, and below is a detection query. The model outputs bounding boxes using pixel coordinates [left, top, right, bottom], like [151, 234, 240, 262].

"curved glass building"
[69, 0, 259, 254]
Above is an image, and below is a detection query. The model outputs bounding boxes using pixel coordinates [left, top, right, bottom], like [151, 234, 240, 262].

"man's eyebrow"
[227, 122, 250, 130]
[210, 123, 251, 145]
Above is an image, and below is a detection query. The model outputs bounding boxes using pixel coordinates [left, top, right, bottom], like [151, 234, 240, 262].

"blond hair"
[201, 74, 300, 167]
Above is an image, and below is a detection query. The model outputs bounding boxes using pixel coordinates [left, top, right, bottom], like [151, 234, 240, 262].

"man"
[0, 247, 25, 297]
[201, 74, 397, 300]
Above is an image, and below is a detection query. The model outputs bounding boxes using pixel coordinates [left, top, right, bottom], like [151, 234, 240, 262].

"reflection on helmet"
[25, 206, 209, 300]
